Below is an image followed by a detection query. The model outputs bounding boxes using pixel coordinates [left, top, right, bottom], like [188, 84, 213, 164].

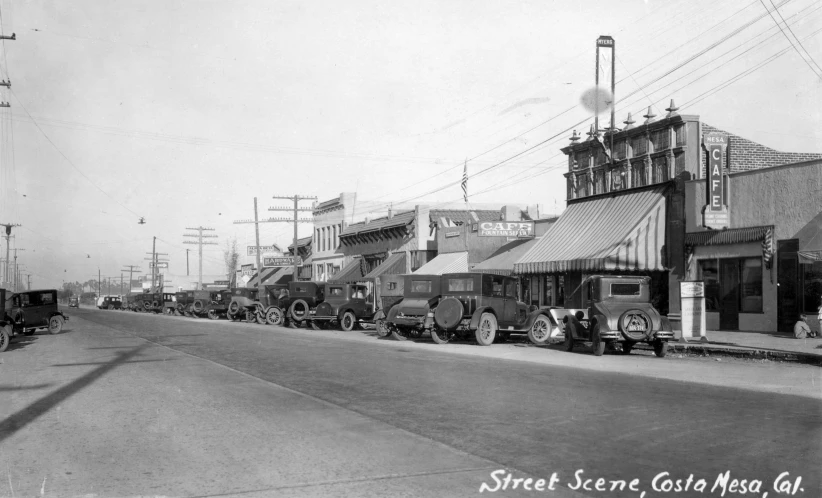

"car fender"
[469, 306, 496, 330]
[591, 313, 610, 332]
[521, 309, 555, 331]
[386, 304, 400, 323]
[659, 315, 672, 332]
[373, 309, 386, 321]
[337, 307, 355, 320]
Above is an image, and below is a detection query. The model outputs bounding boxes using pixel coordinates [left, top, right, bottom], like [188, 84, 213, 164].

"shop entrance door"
[777, 239, 799, 332]
[719, 259, 739, 330]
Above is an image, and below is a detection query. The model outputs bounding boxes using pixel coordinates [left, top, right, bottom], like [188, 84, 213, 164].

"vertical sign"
[702, 132, 729, 229]
[679, 281, 707, 342]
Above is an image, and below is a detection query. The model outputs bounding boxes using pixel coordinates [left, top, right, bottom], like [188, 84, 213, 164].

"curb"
[664, 343, 822, 366]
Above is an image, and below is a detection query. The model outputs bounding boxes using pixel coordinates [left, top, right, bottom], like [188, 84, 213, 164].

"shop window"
[802, 261, 822, 313]
[632, 135, 647, 156]
[651, 129, 669, 151]
[557, 276, 565, 306]
[595, 171, 604, 194]
[653, 156, 668, 183]
[739, 258, 762, 312]
[543, 277, 553, 306]
[698, 259, 720, 311]
[675, 125, 686, 146]
[631, 162, 646, 188]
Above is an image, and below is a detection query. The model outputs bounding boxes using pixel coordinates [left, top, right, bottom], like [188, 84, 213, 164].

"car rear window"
[611, 283, 641, 296]
[387, 282, 397, 290]
[328, 287, 343, 296]
[411, 280, 432, 293]
[446, 278, 474, 292]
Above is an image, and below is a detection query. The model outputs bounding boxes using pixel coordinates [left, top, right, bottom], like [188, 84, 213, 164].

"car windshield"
[410, 280, 432, 293]
[446, 278, 474, 292]
[611, 283, 641, 296]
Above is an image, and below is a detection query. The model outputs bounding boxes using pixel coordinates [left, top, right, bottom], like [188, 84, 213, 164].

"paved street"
[1, 307, 820, 498]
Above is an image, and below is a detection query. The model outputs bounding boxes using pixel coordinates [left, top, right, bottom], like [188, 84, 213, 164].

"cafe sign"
[478, 221, 535, 238]
[263, 256, 303, 268]
[702, 132, 730, 230]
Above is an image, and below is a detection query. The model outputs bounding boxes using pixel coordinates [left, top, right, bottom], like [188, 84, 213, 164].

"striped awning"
[413, 251, 468, 275]
[684, 226, 772, 246]
[261, 266, 293, 286]
[472, 237, 541, 276]
[328, 258, 366, 283]
[514, 185, 668, 274]
[364, 252, 406, 280]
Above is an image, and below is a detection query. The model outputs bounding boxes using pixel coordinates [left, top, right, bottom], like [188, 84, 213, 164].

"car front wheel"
[340, 311, 356, 331]
[375, 318, 390, 338]
[528, 315, 552, 345]
[475, 313, 497, 346]
[48, 316, 64, 335]
[265, 307, 284, 326]
[0, 325, 10, 352]
[591, 326, 606, 356]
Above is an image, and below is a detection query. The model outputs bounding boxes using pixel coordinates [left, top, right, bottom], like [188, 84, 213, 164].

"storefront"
[471, 237, 545, 305]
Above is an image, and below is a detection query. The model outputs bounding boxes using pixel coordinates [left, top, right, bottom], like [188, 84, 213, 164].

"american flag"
[461, 160, 468, 203]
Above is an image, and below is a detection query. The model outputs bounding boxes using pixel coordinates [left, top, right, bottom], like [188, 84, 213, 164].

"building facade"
[311, 192, 356, 281]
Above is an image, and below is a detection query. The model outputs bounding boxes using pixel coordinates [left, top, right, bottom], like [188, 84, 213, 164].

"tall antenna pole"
[183, 226, 218, 290]
[269, 195, 317, 281]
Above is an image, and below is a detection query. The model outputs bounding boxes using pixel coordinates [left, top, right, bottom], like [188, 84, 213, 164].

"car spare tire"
[433, 297, 463, 331]
[192, 300, 205, 313]
[228, 301, 240, 315]
[289, 299, 309, 322]
[618, 309, 653, 341]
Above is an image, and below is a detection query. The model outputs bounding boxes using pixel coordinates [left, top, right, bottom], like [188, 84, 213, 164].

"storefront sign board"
[478, 221, 535, 238]
[702, 132, 729, 230]
[262, 256, 303, 268]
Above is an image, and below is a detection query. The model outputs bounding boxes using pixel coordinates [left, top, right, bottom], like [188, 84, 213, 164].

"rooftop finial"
[570, 130, 580, 142]
[665, 99, 679, 118]
[586, 124, 596, 140]
[623, 113, 635, 130]
[643, 106, 656, 124]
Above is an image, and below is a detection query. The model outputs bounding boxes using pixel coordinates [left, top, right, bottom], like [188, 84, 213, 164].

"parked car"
[174, 291, 189, 315]
[282, 281, 325, 328]
[189, 290, 215, 318]
[386, 274, 442, 341]
[161, 293, 177, 315]
[312, 282, 375, 331]
[68, 297, 79, 308]
[257, 284, 288, 325]
[373, 274, 404, 337]
[4, 289, 69, 340]
[97, 296, 122, 310]
[560, 275, 674, 357]
[123, 292, 144, 311]
[227, 288, 260, 322]
[429, 273, 560, 346]
[205, 289, 233, 320]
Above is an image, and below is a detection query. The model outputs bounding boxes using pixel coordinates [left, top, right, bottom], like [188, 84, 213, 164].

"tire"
[289, 299, 309, 323]
[430, 328, 453, 344]
[391, 326, 409, 341]
[622, 341, 635, 355]
[528, 315, 552, 345]
[475, 312, 497, 346]
[340, 311, 356, 332]
[192, 300, 205, 313]
[152, 301, 160, 309]
[591, 325, 606, 356]
[375, 318, 390, 338]
[245, 311, 256, 323]
[0, 326, 9, 352]
[653, 340, 669, 358]
[265, 307, 284, 326]
[48, 316, 64, 335]
[228, 301, 240, 315]
[207, 309, 219, 320]
[618, 309, 652, 341]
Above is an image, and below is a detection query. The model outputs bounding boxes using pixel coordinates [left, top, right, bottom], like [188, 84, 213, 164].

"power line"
[759, 0, 822, 77]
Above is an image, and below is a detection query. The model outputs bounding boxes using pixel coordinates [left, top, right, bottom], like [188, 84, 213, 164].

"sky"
[1, 0, 820, 288]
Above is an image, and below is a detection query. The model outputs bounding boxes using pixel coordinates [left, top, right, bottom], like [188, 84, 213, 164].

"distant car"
[68, 297, 79, 308]
[227, 288, 261, 322]
[312, 282, 375, 331]
[560, 275, 674, 357]
[97, 296, 122, 310]
[5, 289, 68, 337]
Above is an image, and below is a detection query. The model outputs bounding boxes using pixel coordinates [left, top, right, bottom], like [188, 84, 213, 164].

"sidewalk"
[669, 329, 822, 364]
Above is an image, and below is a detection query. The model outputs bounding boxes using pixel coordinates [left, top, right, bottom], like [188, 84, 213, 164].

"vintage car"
[204, 289, 233, 320]
[257, 284, 289, 325]
[68, 297, 79, 308]
[227, 288, 260, 322]
[161, 293, 177, 315]
[561, 275, 674, 357]
[311, 282, 375, 331]
[386, 274, 442, 341]
[97, 296, 122, 310]
[282, 281, 325, 328]
[142, 292, 164, 313]
[373, 274, 405, 337]
[174, 291, 188, 315]
[3, 289, 69, 340]
[430, 273, 559, 346]
[189, 290, 216, 318]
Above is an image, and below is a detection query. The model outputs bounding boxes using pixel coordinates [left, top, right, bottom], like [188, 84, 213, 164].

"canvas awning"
[413, 251, 468, 274]
[795, 211, 822, 263]
[363, 252, 406, 280]
[261, 266, 293, 286]
[514, 185, 668, 274]
[472, 237, 542, 276]
[684, 226, 772, 246]
[328, 258, 366, 283]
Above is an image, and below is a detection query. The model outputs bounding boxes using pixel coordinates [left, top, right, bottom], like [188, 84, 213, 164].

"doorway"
[719, 259, 739, 330]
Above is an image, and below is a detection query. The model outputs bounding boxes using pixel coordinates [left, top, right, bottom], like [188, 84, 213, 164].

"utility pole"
[183, 226, 218, 290]
[186, 249, 190, 276]
[12, 247, 25, 291]
[26, 274, 31, 290]
[0, 223, 20, 288]
[121, 265, 142, 294]
[234, 197, 286, 287]
[144, 251, 168, 293]
[269, 195, 317, 281]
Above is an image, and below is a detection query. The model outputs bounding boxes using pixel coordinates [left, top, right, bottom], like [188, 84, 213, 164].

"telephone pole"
[121, 265, 142, 294]
[234, 197, 286, 286]
[12, 247, 25, 291]
[183, 226, 218, 290]
[0, 223, 20, 287]
[269, 195, 317, 281]
[144, 252, 169, 292]
[186, 249, 190, 276]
